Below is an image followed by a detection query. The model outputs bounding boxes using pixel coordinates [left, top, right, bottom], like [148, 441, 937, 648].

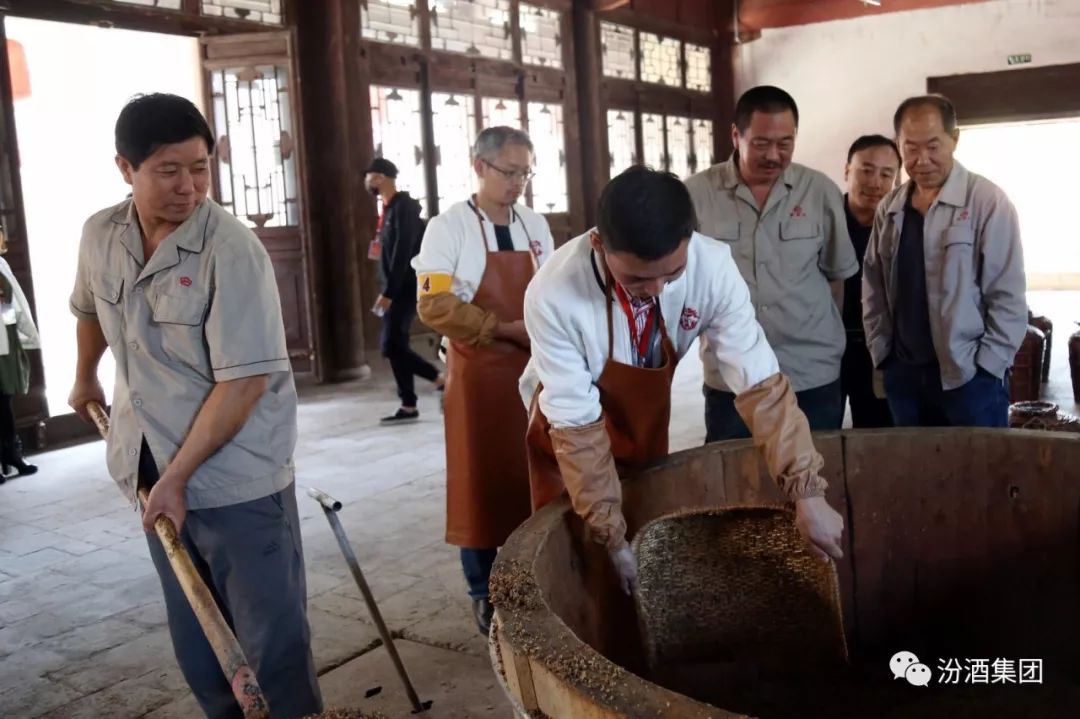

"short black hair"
[846, 134, 901, 166]
[597, 166, 697, 261]
[366, 157, 399, 178]
[115, 93, 215, 169]
[734, 85, 799, 133]
[893, 94, 958, 135]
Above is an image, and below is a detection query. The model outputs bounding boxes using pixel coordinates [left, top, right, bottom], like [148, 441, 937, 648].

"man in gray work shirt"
[67, 94, 322, 718]
[686, 86, 858, 441]
[862, 94, 1026, 427]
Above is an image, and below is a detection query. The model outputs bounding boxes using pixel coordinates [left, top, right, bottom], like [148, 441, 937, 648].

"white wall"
[734, 0, 1080, 185]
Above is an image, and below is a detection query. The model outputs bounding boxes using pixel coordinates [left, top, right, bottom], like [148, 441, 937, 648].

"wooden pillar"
[559, 3, 587, 236]
[572, 1, 606, 229]
[291, 0, 371, 380]
[713, 0, 737, 160]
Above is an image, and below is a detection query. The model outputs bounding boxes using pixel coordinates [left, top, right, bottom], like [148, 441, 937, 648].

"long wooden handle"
[87, 402, 270, 719]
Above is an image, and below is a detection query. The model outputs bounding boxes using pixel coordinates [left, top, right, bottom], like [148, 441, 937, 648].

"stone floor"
[0, 291, 1076, 719]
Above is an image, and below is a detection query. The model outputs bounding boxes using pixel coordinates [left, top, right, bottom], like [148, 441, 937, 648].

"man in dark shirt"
[365, 158, 443, 424]
[841, 136, 899, 427]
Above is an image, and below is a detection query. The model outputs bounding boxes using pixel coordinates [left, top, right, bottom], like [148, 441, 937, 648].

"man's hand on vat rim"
[609, 540, 638, 596]
[794, 496, 845, 562]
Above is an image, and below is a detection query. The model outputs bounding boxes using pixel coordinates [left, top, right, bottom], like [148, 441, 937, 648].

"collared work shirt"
[69, 199, 297, 509]
[862, 161, 1028, 389]
[686, 158, 857, 392]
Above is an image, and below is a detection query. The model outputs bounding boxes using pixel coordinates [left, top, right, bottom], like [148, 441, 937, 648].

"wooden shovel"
[86, 402, 270, 719]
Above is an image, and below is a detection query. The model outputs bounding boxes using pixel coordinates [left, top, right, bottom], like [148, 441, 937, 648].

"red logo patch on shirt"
[957, 208, 970, 222]
[790, 205, 806, 218]
[179, 277, 193, 287]
[529, 239, 543, 258]
[680, 307, 700, 331]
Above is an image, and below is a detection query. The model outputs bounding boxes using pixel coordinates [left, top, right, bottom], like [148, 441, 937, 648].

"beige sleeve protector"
[734, 372, 828, 500]
[549, 418, 626, 550]
[416, 292, 499, 347]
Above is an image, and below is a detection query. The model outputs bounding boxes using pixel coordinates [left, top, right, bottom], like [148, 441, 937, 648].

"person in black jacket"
[365, 158, 444, 424]
[840, 135, 899, 428]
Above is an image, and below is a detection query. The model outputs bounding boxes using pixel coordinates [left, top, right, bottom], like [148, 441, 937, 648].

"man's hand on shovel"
[81, 401, 270, 718]
[142, 473, 188, 533]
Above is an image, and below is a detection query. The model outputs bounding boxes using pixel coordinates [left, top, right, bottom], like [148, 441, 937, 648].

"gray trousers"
[142, 456, 322, 718]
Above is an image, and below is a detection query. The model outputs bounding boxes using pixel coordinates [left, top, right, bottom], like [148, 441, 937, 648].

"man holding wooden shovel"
[67, 93, 322, 718]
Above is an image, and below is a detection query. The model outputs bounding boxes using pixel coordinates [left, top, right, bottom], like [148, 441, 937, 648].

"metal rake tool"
[305, 486, 428, 714]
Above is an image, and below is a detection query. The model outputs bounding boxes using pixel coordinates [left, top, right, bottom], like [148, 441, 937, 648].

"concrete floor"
[0, 291, 1076, 719]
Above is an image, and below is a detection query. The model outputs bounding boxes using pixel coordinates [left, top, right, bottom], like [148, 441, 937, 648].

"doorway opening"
[955, 117, 1080, 291]
[5, 17, 203, 415]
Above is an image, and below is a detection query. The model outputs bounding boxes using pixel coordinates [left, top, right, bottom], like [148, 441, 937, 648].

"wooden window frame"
[595, 13, 724, 185]
[358, 0, 579, 235]
[0, 0, 284, 34]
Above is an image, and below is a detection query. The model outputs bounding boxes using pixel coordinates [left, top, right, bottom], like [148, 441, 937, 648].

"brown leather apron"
[526, 262, 678, 511]
[444, 205, 536, 548]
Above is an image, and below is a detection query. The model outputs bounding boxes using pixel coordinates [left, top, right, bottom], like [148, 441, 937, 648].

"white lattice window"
[600, 22, 635, 80]
[432, 92, 478, 209]
[481, 96, 522, 129]
[362, 0, 421, 47]
[642, 113, 664, 171]
[685, 43, 711, 92]
[606, 109, 637, 178]
[113, 0, 182, 9]
[640, 32, 681, 87]
[430, 0, 513, 61]
[370, 86, 428, 215]
[202, 0, 283, 24]
[210, 65, 298, 227]
[665, 116, 692, 179]
[520, 3, 562, 69]
[692, 118, 714, 174]
[527, 102, 567, 214]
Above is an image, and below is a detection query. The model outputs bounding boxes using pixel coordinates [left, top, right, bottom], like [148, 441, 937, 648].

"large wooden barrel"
[490, 429, 1080, 718]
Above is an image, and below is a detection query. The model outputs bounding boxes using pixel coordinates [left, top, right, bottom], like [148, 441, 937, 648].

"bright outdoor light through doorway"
[955, 117, 1080, 291]
[5, 17, 203, 415]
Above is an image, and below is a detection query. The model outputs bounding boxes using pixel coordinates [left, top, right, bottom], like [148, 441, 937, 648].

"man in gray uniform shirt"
[862, 95, 1026, 427]
[68, 94, 322, 718]
[686, 86, 858, 441]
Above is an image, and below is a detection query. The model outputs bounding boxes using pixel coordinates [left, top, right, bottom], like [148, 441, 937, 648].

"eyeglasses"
[483, 159, 535, 184]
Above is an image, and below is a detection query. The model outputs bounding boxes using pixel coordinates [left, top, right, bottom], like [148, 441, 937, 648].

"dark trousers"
[704, 378, 844, 442]
[0, 393, 19, 466]
[380, 298, 439, 407]
[841, 333, 894, 429]
[460, 547, 498, 600]
[139, 444, 323, 719]
[882, 359, 1009, 428]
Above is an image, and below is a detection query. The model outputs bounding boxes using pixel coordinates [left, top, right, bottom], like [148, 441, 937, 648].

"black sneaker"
[472, 597, 494, 636]
[380, 408, 419, 425]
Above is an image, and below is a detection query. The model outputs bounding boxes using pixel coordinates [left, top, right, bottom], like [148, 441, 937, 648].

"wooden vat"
[490, 429, 1080, 718]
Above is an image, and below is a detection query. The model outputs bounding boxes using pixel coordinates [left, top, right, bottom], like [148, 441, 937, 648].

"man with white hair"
[413, 126, 555, 634]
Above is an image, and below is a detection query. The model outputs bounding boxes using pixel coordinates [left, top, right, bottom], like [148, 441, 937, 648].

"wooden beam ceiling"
[735, 0, 989, 31]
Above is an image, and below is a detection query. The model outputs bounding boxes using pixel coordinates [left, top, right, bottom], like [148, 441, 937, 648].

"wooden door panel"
[269, 249, 311, 372]
[201, 31, 319, 377]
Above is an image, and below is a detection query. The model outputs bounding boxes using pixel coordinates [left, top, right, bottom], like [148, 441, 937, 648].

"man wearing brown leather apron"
[520, 167, 845, 594]
[413, 127, 554, 634]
